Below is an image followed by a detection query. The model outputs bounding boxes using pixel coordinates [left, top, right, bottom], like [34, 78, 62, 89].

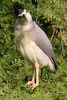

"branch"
[50, 27, 56, 42]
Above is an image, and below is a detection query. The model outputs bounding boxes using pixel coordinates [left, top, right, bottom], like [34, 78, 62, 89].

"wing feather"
[33, 22, 57, 70]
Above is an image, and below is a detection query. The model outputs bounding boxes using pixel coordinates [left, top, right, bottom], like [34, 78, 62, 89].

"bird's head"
[18, 9, 32, 24]
[15, 9, 34, 37]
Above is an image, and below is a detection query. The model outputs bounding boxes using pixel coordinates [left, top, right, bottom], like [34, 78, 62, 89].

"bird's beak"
[18, 9, 27, 18]
[18, 14, 25, 18]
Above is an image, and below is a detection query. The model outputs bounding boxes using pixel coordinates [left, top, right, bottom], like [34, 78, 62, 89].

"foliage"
[0, 0, 67, 100]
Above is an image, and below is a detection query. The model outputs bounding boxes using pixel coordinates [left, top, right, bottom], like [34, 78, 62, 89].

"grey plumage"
[33, 22, 57, 70]
[14, 9, 57, 90]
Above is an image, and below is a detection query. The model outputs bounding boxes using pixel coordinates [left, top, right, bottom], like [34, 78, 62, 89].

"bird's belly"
[19, 41, 51, 68]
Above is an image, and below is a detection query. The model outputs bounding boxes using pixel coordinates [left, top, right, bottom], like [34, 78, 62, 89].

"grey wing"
[33, 22, 57, 69]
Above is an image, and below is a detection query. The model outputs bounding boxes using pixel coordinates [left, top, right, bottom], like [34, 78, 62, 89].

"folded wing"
[33, 22, 57, 70]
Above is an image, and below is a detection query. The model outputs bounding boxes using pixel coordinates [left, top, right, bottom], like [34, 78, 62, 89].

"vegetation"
[0, 0, 67, 100]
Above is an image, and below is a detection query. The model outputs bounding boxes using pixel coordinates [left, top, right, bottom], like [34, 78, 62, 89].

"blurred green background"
[0, 0, 67, 100]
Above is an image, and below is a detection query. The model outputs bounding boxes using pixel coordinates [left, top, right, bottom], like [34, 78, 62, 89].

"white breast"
[19, 40, 54, 71]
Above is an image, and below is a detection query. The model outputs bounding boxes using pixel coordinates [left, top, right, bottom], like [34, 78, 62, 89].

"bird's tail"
[52, 57, 57, 73]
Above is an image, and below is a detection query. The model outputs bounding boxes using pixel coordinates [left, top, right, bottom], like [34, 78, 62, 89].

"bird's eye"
[18, 16, 22, 18]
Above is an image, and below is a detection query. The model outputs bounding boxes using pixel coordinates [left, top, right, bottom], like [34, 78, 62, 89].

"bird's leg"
[26, 62, 39, 90]
[32, 70, 35, 83]
[31, 62, 39, 90]
[26, 70, 35, 86]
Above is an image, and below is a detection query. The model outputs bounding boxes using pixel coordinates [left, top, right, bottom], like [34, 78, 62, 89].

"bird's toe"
[31, 83, 38, 90]
[26, 81, 34, 86]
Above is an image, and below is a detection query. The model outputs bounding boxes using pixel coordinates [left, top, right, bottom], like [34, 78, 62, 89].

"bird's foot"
[26, 81, 38, 90]
[26, 81, 34, 86]
[31, 83, 38, 90]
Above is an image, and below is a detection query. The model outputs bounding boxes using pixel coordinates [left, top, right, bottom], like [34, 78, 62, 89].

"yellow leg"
[26, 62, 39, 90]
[32, 62, 39, 90]
[26, 70, 35, 86]
[32, 70, 35, 82]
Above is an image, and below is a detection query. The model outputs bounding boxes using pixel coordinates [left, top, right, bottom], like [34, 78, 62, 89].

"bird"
[14, 9, 57, 90]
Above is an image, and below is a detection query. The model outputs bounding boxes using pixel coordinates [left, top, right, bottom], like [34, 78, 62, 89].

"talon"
[26, 81, 38, 90]
[31, 83, 38, 90]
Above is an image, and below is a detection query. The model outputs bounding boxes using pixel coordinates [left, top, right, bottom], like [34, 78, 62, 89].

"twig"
[60, 29, 64, 57]
[50, 27, 56, 42]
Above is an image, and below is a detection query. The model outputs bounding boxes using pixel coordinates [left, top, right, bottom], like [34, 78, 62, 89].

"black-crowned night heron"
[14, 9, 57, 90]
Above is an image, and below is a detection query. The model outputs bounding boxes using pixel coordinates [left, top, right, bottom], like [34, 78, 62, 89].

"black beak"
[18, 14, 25, 18]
